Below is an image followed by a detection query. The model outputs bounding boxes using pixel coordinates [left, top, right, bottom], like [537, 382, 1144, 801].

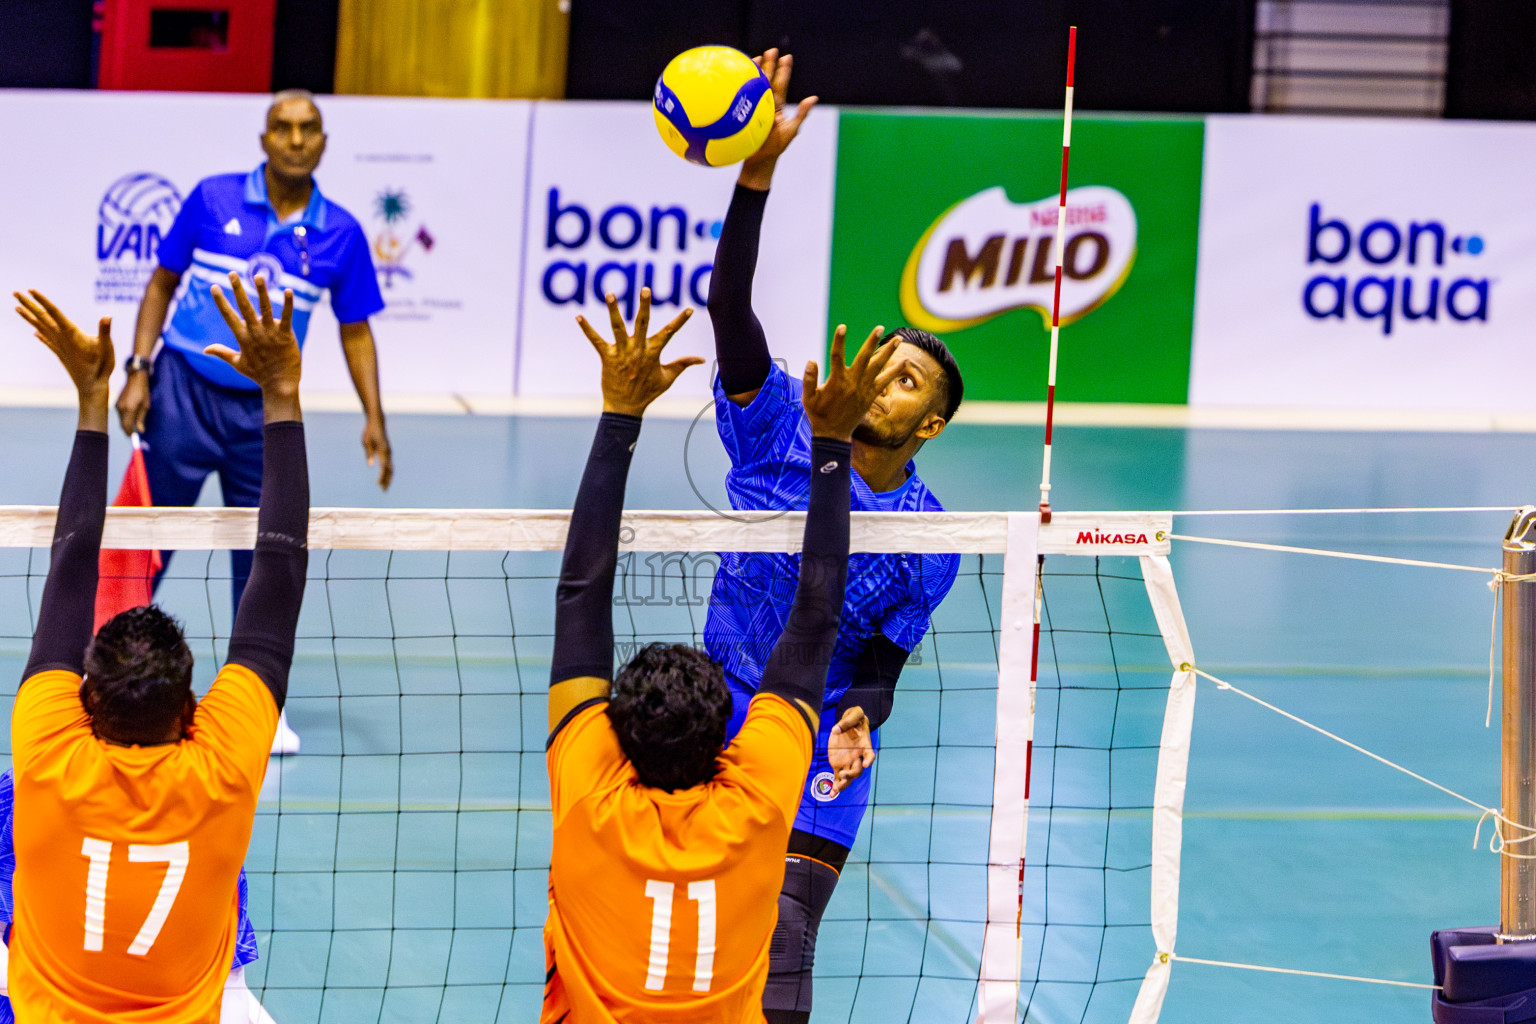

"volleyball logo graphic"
[97, 172, 181, 264]
[652, 46, 774, 167]
[811, 772, 838, 802]
[96, 172, 183, 303]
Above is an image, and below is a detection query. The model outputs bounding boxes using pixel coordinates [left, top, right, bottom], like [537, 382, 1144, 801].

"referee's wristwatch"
[124, 354, 153, 379]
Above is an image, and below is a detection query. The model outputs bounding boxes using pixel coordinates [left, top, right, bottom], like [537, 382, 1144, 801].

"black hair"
[82, 606, 194, 744]
[882, 327, 964, 422]
[607, 643, 732, 792]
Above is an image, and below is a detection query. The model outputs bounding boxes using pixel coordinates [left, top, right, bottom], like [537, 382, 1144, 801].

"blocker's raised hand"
[207, 272, 302, 400]
[14, 290, 114, 400]
[577, 287, 701, 417]
[801, 324, 901, 442]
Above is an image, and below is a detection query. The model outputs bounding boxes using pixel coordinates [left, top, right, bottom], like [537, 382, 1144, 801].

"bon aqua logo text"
[1302, 203, 1489, 335]
[541, 188, 717, 320]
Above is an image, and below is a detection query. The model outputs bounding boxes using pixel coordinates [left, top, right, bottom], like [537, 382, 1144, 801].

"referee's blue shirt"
[155, 164, 385, 391]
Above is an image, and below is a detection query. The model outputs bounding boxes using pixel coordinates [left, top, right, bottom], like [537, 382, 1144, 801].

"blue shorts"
[727, 680, 878, 849]
[142, 347, 265, 612]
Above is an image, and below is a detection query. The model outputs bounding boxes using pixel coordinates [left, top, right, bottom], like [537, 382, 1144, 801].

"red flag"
[94, 440, 162, 632]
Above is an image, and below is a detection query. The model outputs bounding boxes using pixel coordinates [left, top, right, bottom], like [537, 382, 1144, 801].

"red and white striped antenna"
[1038, 25, 1076, 525]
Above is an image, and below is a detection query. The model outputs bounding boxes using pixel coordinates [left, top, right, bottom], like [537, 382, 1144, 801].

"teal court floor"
[0, 405, 1530, 1024]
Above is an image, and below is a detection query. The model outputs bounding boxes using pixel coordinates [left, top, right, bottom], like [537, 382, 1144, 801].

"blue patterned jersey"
[703, 365, 959, 708]
[0, 767, 258, 1023]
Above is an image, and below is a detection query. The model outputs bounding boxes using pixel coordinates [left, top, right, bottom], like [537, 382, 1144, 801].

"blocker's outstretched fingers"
[651, 307, 693, 348]
[95, 317, 114, 378]
[827, 324, 849, 375]
[27, 290, 68, 331]
[633, 286, 652, 344]
[870, 350, 904, 396]
[254, 274, 276, 326]
[210, 285, 244, 336]
[801, 359, 821, 404]
[664, 355, 706, 375]
[605, 292, 629, 347]
[202, 343, 240, 370]
[848, 325, 887, 376]
[575, 315, 609, 354]
[277, 287, 294, 336]
[13, 292, 49, 335]
[227, 272, 260, 326]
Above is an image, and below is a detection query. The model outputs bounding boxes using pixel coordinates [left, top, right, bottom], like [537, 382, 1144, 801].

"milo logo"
[899, 185, 1137, 333]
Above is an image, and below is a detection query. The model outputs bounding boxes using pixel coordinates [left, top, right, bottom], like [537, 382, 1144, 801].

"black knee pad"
[764, 854, 840, 1016]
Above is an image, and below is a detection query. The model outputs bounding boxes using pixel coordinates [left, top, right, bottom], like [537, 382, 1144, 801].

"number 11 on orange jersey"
[644, 878, 717, 993]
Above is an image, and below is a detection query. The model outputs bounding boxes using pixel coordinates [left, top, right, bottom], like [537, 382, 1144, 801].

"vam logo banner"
[899, 185, 1136, 332]
[96, 172, 182, 304]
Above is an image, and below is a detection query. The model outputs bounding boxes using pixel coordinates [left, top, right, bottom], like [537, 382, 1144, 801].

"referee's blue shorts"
[141, 347, 265, 613]
[727, 678, 877, 850]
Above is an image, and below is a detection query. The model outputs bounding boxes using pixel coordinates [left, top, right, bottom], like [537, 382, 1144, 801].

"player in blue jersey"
[0, 768, 275, 1024]
[704, 51, 965, 1024]
[115, 90, 390, 754]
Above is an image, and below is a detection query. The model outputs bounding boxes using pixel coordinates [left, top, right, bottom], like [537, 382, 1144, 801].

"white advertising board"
[0, 91, 529, 400]
[516, 101, 839, 403]
[0, 93, 839, 407]
[1190, 115, 1536, 412]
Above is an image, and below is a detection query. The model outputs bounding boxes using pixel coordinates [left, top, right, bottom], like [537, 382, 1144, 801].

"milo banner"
[828, 112, 1204, 403]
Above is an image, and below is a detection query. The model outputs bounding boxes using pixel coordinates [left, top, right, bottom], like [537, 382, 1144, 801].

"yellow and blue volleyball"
[652, 46, 774, 167]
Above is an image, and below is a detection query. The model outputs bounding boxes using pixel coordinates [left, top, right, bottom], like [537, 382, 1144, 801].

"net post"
[1502, 506, 1536, 942]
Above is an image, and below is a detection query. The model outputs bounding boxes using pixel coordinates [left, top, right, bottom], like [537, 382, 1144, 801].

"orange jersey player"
[543, 288, 899, 1022]
[8, 274, 308, 1024]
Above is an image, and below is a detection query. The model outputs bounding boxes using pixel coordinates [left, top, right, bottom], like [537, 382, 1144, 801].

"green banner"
[828, 111, 1203, 403]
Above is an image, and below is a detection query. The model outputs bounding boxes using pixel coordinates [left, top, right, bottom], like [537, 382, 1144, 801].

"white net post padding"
[976, 513, 1039, 1024]
[975, 512, 1187, 1024]
[1128, 554, 1197, 1024]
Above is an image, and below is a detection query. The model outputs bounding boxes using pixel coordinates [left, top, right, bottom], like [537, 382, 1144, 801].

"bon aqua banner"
[828, 111, 1204, 404]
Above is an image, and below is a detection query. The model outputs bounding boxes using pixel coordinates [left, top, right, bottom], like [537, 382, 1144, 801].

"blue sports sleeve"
[329, 224, 386, 324]
[155, 181, 204, 275]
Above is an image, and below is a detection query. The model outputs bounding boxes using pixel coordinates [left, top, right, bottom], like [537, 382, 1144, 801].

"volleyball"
[652, 46, 774, 167]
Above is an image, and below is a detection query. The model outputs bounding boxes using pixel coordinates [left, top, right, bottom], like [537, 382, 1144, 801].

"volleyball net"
[0, 503, 1513, 1023]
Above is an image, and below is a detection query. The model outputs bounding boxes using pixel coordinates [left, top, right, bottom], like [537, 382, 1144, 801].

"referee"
[115, 89, 391, 754]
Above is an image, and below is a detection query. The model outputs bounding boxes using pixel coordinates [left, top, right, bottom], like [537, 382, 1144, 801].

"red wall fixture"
[99, 0, 277, 92]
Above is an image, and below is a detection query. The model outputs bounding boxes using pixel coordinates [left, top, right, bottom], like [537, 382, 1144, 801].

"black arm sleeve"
[226, 421, 310, 710]
[836, 633, 909, 730]
[549, 413, 641, 689]
[24, 431, 108, 682]
[708, 184, 773, 396]
[759, 437, 852, 727]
